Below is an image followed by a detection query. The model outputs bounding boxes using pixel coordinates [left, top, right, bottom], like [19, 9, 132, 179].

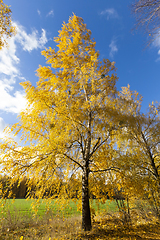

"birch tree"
[0, 14, 123, 231]
[115, 86, 160, 217]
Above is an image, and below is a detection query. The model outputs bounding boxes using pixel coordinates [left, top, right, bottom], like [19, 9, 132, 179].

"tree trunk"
[81, 109, 92, 231]
[82, 163, 91, 231]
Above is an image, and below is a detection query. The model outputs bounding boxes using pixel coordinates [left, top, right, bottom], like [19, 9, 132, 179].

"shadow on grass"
[0, 212, 160, 239]
[72, 221, 160, 240]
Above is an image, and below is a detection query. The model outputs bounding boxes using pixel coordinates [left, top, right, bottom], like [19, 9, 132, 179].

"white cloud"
[15, 23, 48, 52]
[39, 29, 48, 46]
[0, 78, 27, 114]
[0, 22, 48, 76]
[0, 38, 20, 76]
[0, 22, 48, 114]
[100, 8, 119, 20]
[0, 117, 6, 139]
[47, 10, 54, 17]
[109, 39, 118, 58]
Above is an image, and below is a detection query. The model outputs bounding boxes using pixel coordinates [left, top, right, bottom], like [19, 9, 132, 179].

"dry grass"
[0, 209, 160, 240]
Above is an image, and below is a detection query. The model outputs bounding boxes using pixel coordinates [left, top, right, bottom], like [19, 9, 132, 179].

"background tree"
[126, 102, 160, 217]
[0, 14, 123, 231]
[0, 0, 15, 49]
[132, 0, 160, 42]
[114, 85, 160, 218]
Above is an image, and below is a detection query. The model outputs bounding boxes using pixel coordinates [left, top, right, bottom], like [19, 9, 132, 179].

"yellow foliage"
[1, 13, 160, 230]
[0, 0, 15, 49]
[0, 14, 123, 231]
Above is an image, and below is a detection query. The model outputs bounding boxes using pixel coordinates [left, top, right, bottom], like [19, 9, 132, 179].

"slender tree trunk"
[81, 109, 92, 231]
[82, 161, 91, 231]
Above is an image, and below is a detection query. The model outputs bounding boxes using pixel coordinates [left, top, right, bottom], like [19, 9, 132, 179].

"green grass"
[0, 198, 118, 219]
[91, 199, 117, 214]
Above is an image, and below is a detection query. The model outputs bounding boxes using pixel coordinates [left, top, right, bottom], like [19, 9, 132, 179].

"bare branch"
[141, 130, 160, 179]
[132, 0, 160, 44]
[90, 166, 120, 173]
[89, 135, 110, 160]
[139, 165, 157, 177]
[63, 153, 83, 169]
[69, 166, 81, 179]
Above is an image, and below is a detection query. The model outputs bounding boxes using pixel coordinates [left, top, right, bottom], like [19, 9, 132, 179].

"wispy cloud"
[152, 32, 160, 61]
[37, 9, 41, 16]
[15, 23, 48, 52]
[46, 10, 54, 17]
[100, 8, 119, 20]
[109, 39, 118, 58]
[0, 22, 48, 114]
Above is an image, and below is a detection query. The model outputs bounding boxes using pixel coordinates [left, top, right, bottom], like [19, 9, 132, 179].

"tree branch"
[89, 134, 110, 160]
[90, 166, 120, 173]
[63, 153, 83, 169]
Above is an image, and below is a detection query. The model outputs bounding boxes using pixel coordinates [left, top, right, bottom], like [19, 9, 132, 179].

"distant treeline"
[0, 175, 124, 200]
[0, 175, 28, 198]
[0, 175, 59, 199]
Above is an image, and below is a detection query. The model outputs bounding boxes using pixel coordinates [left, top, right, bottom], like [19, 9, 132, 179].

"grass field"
[0, 198, 118, 218]
[0, 198, 160, 239]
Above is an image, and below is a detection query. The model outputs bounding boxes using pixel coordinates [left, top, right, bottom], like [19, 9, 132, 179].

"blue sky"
[0, 0, 160, 138]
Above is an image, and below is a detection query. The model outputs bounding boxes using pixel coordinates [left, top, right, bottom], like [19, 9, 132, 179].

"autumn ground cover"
[0, 199, 160, 239]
